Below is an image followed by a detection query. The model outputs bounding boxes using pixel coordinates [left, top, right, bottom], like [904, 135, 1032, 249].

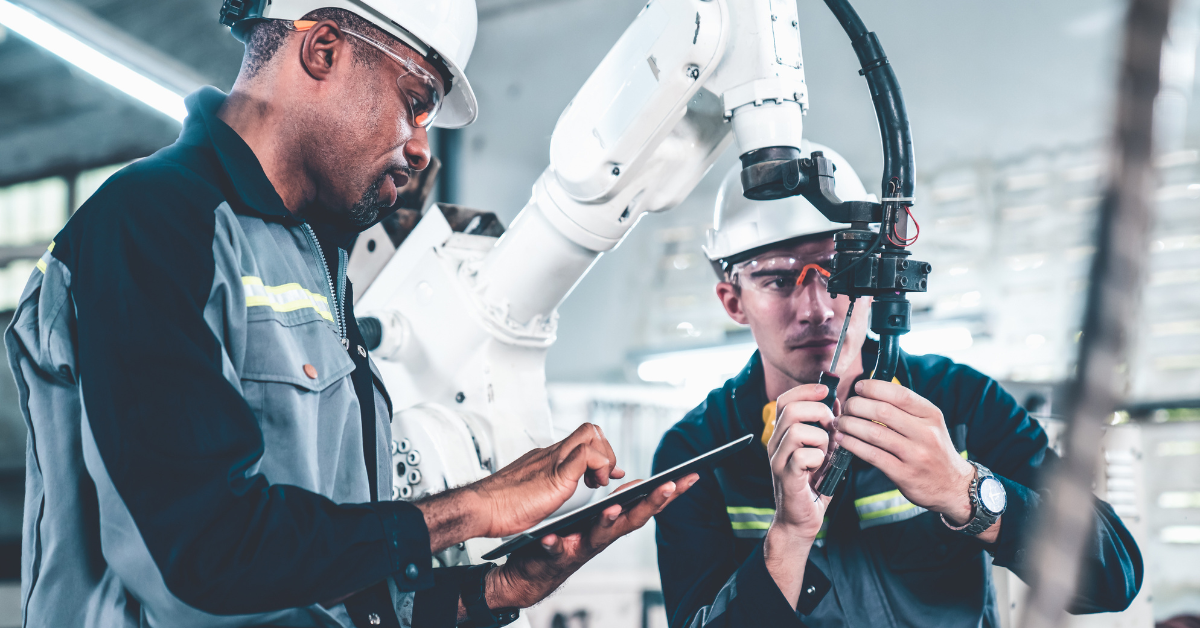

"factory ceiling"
[0, 0, 242, 186]
[0, 0, 574, 187]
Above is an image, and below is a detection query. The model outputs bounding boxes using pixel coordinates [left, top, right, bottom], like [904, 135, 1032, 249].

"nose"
[795, 280, 835, 327]
[403, 125, 432, 171]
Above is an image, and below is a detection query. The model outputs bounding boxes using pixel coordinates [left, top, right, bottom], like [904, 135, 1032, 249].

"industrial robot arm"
[354, 0, 927, 564]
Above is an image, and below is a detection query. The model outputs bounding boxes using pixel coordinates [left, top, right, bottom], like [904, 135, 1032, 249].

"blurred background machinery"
[3, 0, 1200, 626]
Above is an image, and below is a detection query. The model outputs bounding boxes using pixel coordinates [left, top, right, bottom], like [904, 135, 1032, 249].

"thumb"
[556, 442, 589, 485]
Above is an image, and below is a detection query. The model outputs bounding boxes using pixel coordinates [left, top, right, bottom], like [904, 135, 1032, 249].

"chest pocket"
[239, 312, 358, 492]
[241, 316, 354, 391]
[239, 275, 353, 396]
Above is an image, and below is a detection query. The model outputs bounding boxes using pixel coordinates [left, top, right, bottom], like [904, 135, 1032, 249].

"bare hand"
[766, 384, 834, 540]
[486, 475, 699, 608]
[762, 384, 833, 608]
[835, 380, 974, 522]
[471, 423, 625, 539]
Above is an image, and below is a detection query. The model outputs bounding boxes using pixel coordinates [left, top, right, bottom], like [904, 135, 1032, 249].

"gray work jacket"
[5, 88, 460, 628]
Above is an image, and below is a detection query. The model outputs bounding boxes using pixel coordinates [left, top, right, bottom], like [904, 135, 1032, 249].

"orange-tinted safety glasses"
[730, 255, 835, 298]
[796, 263, 831, 285]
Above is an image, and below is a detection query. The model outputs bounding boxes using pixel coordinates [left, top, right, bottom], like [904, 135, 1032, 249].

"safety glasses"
[729, 254, 834, 298]
[286, 20, 445, 128]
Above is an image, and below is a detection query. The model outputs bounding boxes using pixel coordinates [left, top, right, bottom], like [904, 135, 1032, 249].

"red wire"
[887, 205, 920, 247]
[882, 177, 919, 247]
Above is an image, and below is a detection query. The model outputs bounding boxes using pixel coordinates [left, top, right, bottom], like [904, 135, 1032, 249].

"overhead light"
[1158, 492, 1200, 509]
[0, 0, 186, 122]
[899, 326, 974, 355]
[1161, 525, 1200, 544]
[637, 343, 757, 388]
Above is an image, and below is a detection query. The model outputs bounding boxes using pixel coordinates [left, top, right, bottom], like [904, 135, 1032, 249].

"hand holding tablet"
[483, 434, 754, 559]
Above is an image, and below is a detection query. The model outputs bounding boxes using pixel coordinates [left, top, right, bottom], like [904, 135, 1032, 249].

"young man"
[652, 149, 1143, 627]
[6, 3, 694, 627]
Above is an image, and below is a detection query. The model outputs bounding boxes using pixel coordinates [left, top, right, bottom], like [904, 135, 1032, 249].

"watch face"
[979, 477, 1006, 515]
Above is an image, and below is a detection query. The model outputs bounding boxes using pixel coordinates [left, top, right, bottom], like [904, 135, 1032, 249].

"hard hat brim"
[432, 58, 477, 128]
[703, 143, 874, 262]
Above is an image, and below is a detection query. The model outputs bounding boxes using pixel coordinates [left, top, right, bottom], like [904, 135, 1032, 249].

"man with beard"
[5, 2, 695, 627]
[651, 153, 1143, 627]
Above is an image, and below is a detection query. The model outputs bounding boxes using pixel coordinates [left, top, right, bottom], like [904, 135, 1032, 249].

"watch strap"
[942, 461, 1002, 536]
[460, 563, 520, 628]
[940, 473, 977, 532]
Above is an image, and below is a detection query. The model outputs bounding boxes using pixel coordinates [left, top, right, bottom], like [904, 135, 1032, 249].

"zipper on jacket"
[301, 222, 347, 347]
[336, 247, 348, 339]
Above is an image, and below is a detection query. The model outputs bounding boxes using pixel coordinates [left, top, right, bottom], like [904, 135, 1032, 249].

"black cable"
[827, 179, 892, 287]
[822, 0, 915, 217]
[822, 0, 868, 40]
[823, 0, 916, 390]
[814, 0, 920, 501]
[826, 229, 882, 286]
[872, 333, 902, 382]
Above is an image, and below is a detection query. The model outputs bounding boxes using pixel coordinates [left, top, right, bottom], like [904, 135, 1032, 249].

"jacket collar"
[181, 87, 297, 223]
[728, 351, 767, 438]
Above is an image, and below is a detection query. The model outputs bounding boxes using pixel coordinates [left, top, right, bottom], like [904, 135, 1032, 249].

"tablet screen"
[482, 433, 754, 560]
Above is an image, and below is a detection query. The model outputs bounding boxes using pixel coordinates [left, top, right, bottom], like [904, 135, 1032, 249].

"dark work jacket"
[652, 343, 1143, 628]
[5, 87, 463, 628]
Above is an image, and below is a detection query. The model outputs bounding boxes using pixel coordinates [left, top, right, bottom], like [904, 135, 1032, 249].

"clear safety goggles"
[728, 254, 834, 298]
[286, 20, 445, 128]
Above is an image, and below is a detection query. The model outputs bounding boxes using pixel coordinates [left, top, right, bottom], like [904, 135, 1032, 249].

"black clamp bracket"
[219, 0, 267, 40]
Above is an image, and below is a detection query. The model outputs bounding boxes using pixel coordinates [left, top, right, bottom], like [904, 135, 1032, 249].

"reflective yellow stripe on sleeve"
[242, 276, 334, 321]
[726, 507, 829, 539]
[727, 506, 774, 537]
[35, 241, 55, 274]
[854, 489, 926, 528]
[850, 451, 968, 529]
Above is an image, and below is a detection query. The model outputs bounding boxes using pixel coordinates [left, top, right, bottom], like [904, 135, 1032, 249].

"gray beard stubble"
[345, 174, 385, 229]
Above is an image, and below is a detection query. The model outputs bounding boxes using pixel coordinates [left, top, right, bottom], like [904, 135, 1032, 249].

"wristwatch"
[459, 563, 520, 628]
[942, 460, 1006, 536]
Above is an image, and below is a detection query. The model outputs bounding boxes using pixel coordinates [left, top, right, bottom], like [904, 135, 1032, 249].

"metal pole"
[1019, 0, 1172, 625]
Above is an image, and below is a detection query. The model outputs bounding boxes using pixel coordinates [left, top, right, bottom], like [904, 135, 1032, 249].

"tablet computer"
[481, 433, 754, 560]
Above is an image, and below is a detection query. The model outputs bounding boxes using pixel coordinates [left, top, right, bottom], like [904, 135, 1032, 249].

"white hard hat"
[222, 0, 478, 128]
[703, 141, 871, 265]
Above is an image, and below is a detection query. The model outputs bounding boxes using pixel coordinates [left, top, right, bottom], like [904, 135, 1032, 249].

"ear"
[299, 20, 351, 81]
[715, 282, 749, 325]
